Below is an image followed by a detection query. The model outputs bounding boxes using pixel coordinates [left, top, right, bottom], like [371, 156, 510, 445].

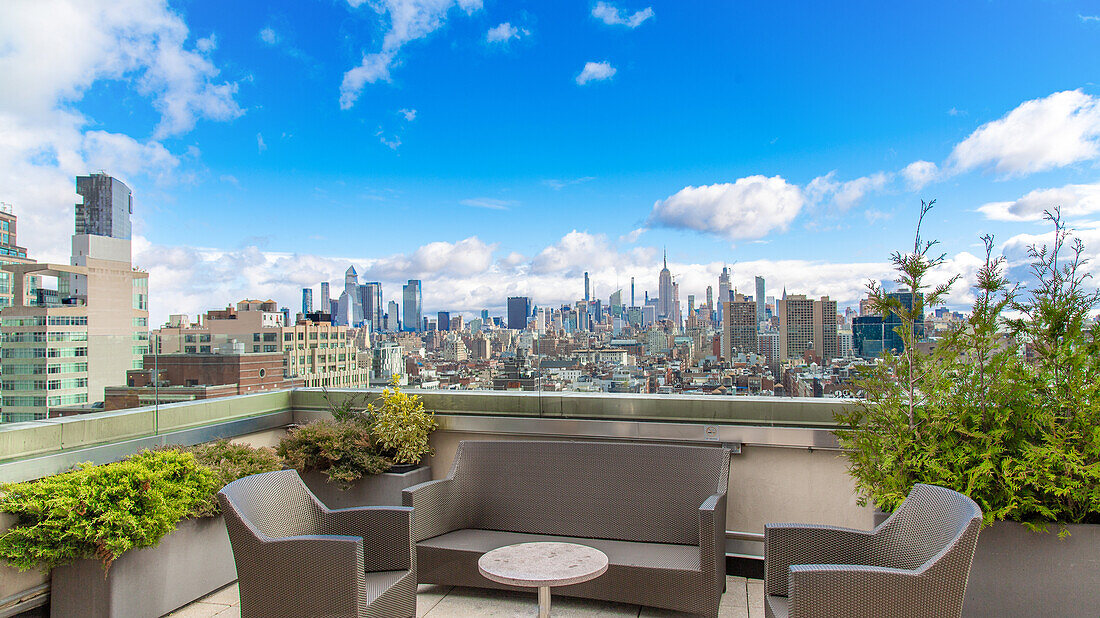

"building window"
[200, 346, 211, 353]
[185, 346, 196, 354]
[253, 333, 261, 342]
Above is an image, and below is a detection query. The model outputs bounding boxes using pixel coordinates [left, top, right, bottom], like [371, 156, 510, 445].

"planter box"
[301, 466, 432, 509]
[50, 515, 237, 618]
[963, 521, 1100, 617]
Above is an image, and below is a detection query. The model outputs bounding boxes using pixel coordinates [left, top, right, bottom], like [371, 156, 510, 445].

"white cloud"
[259, 27, 279, 45]
[948, 90, 1100, 177]
[806, 171, 892, 211]
[543, 176, 595, 190]
[486, 22, 525, 43]
[0, 0, 242, 261]
[340, 0, 482, 109]
[377, 132, 401, 150]
[256, 133, 267, 152]
[399, 108, 417, 121]
[900, 160, 939, 191]
[220, 174, 239, 186]
[1080, 14, 1100, 23]
[460, 198, 513, 210]
[576, 61, 617, 85]
[978, 182, 1100, 222]
[647, 176, 804, 241]
[947, 107, 965, 116]
[591, 2, 654, 28]
[619, 227, 647, 243]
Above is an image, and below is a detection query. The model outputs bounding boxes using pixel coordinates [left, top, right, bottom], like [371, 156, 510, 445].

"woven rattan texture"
[218, 470, 417, 618]
[403, 439, 731, 617]
[763, 483, 983, 618]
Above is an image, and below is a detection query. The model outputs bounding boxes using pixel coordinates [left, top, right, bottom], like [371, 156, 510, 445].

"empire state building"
[658, 250, 673, 319]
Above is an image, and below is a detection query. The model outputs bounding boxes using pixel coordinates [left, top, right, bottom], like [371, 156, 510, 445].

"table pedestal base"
[538, 585, 550, 618]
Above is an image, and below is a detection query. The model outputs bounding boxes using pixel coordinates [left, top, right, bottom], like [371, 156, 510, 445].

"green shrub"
[836, 206, 1100, 528]
[277, 419, 389, 488]
[171, 440, 283, 517]
[368, 376, 437, 465]
[0, 450, 219, 572]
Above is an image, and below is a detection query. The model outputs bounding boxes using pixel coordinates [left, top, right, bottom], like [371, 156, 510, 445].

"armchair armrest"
[248, 535, 366, 616]
[699, 493, 728, 594]
[321, 506, 413, 572]
[403, 478, 465, 542]
[788, 564, 943, 618]
[764, 523, 876, 596]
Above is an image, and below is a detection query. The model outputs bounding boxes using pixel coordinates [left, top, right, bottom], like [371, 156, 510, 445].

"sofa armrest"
[321, 506, 413, 572]
[764, 523, 877, 596]
[788, 563, 943, 618]
[699, 493, 727, 594]
[403, 478, 464, 542]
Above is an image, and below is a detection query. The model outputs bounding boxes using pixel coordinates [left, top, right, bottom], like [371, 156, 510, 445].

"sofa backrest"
[447, 440, 729, 545]
[219, 469, 324, 541]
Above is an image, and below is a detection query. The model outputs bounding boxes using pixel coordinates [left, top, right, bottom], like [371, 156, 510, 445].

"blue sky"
[2, 1, 1100, 323]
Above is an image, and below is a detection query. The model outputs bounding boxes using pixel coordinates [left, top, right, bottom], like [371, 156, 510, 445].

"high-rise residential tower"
[755, 276, 766, 326]
[402, 280, 422, 332]
[1, 174, 148, 422]
[777, 295, 838, 362]
[301, 288, 313, 315]
[722, 293, 759, 360]
[717, 266, 731, 325]
[507, 296, 530, 330]
[75, 173, 132, 239]
[320, 282, 330, 313]
[584, 272, 590, 303]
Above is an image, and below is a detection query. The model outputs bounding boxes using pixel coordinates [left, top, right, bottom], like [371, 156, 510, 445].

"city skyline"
[3, 2, 1100, 325]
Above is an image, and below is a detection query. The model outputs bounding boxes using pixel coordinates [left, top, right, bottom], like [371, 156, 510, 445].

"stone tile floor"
[168, 576, 765, 617]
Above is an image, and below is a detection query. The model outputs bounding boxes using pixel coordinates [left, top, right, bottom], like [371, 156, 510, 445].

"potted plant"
[835, 204, 1100, 616]
[0, 442, 282, 618]
[278, 377, 435, 508]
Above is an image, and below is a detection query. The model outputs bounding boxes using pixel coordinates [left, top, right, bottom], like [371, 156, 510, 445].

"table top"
[478, 542, 609, 588]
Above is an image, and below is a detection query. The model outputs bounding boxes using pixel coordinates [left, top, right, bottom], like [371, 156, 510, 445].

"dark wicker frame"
[763, 483, 983, 618]
[218, 469, 416, 618]
[403, 439, 730, 617]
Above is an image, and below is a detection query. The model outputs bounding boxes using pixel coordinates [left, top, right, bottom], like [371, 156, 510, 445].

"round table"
[478, 542, 609, 618]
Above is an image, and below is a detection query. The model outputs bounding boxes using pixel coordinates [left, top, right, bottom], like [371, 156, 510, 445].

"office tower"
[335, 266, 364, 326]
[584, 272, 590, 303]
[0, 204, 34, 309]
[630, 277, 635, 307]
[722, 293, 759, 360]
[437, 311, 450, 331]
[1, 175, 148, 422]
[706, 286, 714, 316]
[385, 300, 400, 332]
[402, 281, 422, 332]
[609, 289, 622, 316]
[280, 307, 291, 326]
[657, 250, 673, 319]
[755, 276, 766, 326]
[75, 173, 132, 239]
[330, 299, 339, 317]
[450, 315, 463, 332]
[320, 282, 331, 310]
[852, 292, 923, 358]
[507, 296, 531, 330]
[777, 295, 838, 362]
[718, 266, 731, 325]
[361, 282, 383, 331]
[481, 309, 489, 322]
[686, 294, 695, 327]
[301, 288, 313, 315]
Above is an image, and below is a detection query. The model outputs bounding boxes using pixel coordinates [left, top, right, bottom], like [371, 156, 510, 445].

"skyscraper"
[385, 300, 401, 332]
[755, 276, 766, 326]
[722, 293, 759, 360]
[777, 295, 837, 362]
[301, 288, 313, 315]
[584, 272, 590, 302]
[0, 203, 33, 310]
[507, 296, 530, 330]
[706, 286, 714, 318]
[75, 173, 132, 239]
[361, 282, 383, 331]
[630, 277, 635, 307]
[320, 282, 331, 312]
[402, 280, 422, 332]
[437, 311, 450, 331]
[718, 266, 731, 325]
[335, 266, 364, 326]
[657, 250, 673, 319]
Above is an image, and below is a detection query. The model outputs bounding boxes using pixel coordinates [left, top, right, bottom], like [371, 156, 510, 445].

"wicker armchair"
[764, 483, 982, 618]
[218, 470, 416, 618]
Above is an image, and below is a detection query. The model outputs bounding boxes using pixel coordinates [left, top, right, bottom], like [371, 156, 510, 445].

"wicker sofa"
[402, 439, 731, 617]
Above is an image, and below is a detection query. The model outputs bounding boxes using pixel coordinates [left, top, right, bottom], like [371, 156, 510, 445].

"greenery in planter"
[836, 205, 1100, 529]
[277, 417, 390, 488]
[170, 440, 283, 517]
[0, 450, 219, 572]
[368, 376, 437, 465]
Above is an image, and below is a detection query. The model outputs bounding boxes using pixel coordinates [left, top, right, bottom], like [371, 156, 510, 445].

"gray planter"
[50, 515, 236, 618]
[301, 466, 432, 509]
[963, 521, 1100, 617]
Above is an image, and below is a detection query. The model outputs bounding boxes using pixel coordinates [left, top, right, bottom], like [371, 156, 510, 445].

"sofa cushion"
[418, 528, 701, 572]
